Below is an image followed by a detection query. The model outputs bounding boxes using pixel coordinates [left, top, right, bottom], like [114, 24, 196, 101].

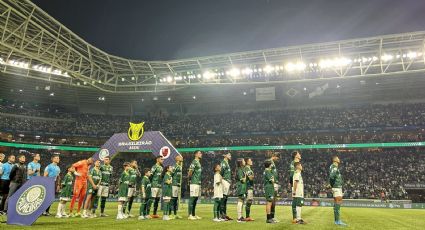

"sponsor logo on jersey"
[127, 122, 145, 141]
[160, 146, 171, 159]
[16, 185, 46, 215]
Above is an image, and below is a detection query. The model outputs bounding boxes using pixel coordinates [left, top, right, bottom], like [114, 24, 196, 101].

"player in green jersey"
[220, 152, 232, 220]
[329, 155, 347, 226]
[56, 165, 75, 218]
[162, 165, 173, 221]
[235, 158, 247, 223]
[289, 151, 301, 223]
[171, 155, 183, 219]
[138, 168, 152, 220]
[124, 160, 141, 217]
[244, 158, 255, 221]
[212, 164, 224, 222]
[264, 160, 276, 224]
[150, 156, 164, 218]
[117, 162, 131, 220]
[188, 150, 202, 220]
[292, 162, 306, 224]
[98, 156, 113, 217]
[82, 160, 101, 218]
[269, 152, 280, 222]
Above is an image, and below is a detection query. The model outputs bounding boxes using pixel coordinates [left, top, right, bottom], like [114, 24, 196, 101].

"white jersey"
[213, 173, 224, 199]
[292, 171, 304, 198]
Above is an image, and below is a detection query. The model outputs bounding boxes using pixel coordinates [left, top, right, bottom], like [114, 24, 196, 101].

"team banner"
[92, 123, 181, 166]
[7, 177, 56, 226]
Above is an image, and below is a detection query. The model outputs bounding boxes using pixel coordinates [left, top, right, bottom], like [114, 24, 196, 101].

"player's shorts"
[97, 185, 109, 197]
[60, 197, 71, 201]
[118, 197, 128, 202]
[273, 184, 279, 192]
[264, 185, 274, 202]
[127, 187, 136, 197]
[189, 184, 201, 197]
[87, 187, 98, 195]
[222, 180, 231, 196]
[293, 197, 304, 207]
[172, 186, 180, 198]
[247, 189, 254, 200]
[332, 188, 343, 198]
[73, 181, 87, 196]
[151, 188, 162, 198]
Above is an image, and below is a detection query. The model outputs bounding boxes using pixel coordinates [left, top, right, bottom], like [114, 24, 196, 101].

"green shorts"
[293, 197, 304, 207]
[264, 185, 274, 202]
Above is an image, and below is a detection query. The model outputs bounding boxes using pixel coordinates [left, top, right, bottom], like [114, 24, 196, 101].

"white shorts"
[163, 196, 171, 201]
[247, 189, 254, 200]
[118, 197, 128, 202]
[151, 188, 162, 198]
[97, 185, 109, 197]
[172, 186, 180, 198]
[127, 187, 136, 197]
[274, 184, 279, 192]
[190, 184, 201, 197]
[222, 180, 231, 196]
[332, 188, 343, 198]
[60, 197, 71, 201]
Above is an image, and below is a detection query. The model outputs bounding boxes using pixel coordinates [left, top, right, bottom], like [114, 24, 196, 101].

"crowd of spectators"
[1, 101, 425, 147]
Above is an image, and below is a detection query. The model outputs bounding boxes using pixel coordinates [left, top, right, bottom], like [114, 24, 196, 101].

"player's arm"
[27, 164, 35, 177]
[43, 166, 49, 177]
[88, 171, 96, 189]
[9, 165, 17, 180]
[165, 176, 172, 185]
[328, 167, 336, 188]
[292, 174, 299, 196]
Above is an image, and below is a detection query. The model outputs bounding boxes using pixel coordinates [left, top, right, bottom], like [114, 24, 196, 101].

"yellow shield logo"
[127, 122, 145, 141]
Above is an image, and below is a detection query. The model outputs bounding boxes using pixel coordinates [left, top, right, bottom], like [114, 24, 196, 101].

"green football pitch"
[2, 203, 424, 229]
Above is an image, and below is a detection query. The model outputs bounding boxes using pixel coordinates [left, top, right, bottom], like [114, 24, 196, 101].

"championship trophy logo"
[128, 122, 145, 141]
[16, 185, 46, 215]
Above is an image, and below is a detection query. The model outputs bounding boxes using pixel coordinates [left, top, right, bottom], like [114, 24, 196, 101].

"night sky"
[32, 0, 425, 61]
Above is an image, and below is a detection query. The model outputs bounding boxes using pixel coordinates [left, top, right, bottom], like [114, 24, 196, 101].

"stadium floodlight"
[407, 52, 419, 59]
[243, 91, 247, 95]
[50, 92, 55, 97]
[121, 78, 125, 82]
[264, 65, 274, 73]
[203, 71, 214, 80]
[167, 97, 171, 101]
[166, 76, 173, 83]
[0, 57, 3, 64]
[241, 67, 253, 75]
[227, 68, 241, 77]
[175, 76, 183, 81]
[192, 95, 196, 99]
[131, 77, 135, 80]
[381, 54, 393, 61]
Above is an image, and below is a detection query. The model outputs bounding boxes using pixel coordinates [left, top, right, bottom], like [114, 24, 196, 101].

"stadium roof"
[1, 0, 425, 93]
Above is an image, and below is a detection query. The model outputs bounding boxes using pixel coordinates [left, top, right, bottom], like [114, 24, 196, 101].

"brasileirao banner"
[92, 122, 182, 166]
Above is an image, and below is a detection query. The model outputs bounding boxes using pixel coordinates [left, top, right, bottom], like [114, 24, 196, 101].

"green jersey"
[263, 168, 274, 196]
[128, 168, 139, 186]
[60, 172, 74, 198]
[244, 166, 254, 190]
[270, 159, 278, 184]
[162, 172, 172, 197]
[329, 163, 343, 188]
[99, 164, 113, 186]
[220, 159, 231, 182]
[88, 167, 101, 189]
[189, 159, 202, 185]
[236, 167, 247, 196]
[118, 170, 131, 198]
[141, 175, 151, 198]
[151, 163, 163, 188]
[172, 163, 182, 187]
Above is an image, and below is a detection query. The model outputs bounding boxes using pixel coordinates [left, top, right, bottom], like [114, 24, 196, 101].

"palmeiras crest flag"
[7, 177, 56, 226]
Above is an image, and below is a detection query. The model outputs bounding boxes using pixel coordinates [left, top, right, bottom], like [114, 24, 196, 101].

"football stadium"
[0, 0, 425, 229]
